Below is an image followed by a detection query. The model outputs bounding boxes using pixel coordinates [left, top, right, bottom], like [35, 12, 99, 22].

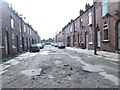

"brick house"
[56, 0, 120, 53]
[0, 1, 41, 58]
[95, 0, 120, 52]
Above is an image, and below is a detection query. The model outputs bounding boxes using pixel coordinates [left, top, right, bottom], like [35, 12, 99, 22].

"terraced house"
[0, 0, 41, 58]
[56, 0, 120, 53]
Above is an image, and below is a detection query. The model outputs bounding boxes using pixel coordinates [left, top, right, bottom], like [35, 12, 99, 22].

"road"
[1, 45, 119, 88]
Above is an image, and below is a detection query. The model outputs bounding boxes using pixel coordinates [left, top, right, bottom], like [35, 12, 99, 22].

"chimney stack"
[85, 3, 91, 10]
[80, 9, 84, 15]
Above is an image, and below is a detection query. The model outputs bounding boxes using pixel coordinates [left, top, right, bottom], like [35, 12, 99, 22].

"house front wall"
[81, 12, 89, 49]
[100, 2, 119, 52]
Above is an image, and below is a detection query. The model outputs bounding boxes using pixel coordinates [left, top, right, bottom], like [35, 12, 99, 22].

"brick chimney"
[80, 9, 84, 15]
[85, 3, 91, 10]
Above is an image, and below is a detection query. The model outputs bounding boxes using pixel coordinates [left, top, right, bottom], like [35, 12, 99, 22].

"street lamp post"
[93, 0, 97, 55]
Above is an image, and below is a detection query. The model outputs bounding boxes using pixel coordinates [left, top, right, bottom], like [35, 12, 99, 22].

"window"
[19, 21, 21, 32]
[103, 24, 109, 41]
[70, 25, 72, 32]
[24, 25, 26, 33]
[80, 18, 83, 29]
[74, 22, 76, 31]
[88, 11, 92, 25]
[0, 20, 2, 46]
[102, 0, 108, 16]
[11, 16, 15, 29]
[88, 27, 92, 43]
[30, 29, 32, 35]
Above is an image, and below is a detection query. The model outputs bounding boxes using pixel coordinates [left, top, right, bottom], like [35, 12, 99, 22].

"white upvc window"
[24, 24, 26, 33]
[30, 29, 32, 35]
[80, 18, 83, 28]
[10, 16, 15, 29]
[88, 27, 93, 44]
[19, 21, 21, 32]
[0, 20, 2, 46]
[70, 25, 72, 32]
[102, 0, 108, 16]
[102, 24, 109, 41]
[88, 11, 92, 25]
[74, 22, 76, 31]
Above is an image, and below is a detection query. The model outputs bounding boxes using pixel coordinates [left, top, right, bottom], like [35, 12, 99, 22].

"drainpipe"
[93, 0, 97, 55]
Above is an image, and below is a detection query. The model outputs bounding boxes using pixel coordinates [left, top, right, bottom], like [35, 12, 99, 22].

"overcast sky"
[5, 0, 93, 39]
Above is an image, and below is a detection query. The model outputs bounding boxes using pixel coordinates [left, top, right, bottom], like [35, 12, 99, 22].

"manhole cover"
[82, 65, 103, 73]
[21, 69, 42, 76]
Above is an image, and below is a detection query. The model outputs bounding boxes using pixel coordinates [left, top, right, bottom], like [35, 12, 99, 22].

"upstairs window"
[24, 25, 26, 33]
[80, 18, 83, 29]
[70, 25, 72, 32]
[0, 20, 2, 46]
[102, 0, 108, 16]
[88, 11, 92, 25]
[19, 21, 22, 32]
[74, 22, 76, 31]
[10, 16, 15, 29]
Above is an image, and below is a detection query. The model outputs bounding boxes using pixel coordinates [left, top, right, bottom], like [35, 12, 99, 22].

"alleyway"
[0, 45, 119, 88]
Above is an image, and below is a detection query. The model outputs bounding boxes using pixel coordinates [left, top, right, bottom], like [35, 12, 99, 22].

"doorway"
[5, 31, 9, 54]
[16, 36, 19, 52]
[86, 34, 88, 49]
[97, 31, 100, 48]
[118, 22, 120, 49]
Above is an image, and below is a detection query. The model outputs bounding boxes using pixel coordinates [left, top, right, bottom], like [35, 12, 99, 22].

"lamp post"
[93, 0, 97, 55]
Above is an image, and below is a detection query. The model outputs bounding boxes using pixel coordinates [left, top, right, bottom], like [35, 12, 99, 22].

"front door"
[16, 36, 19, 52]
[118, 22, 120, 49]
[86, 34, 88, 49]
[5, 31, 8, 54]
[97, 31, 100, 48]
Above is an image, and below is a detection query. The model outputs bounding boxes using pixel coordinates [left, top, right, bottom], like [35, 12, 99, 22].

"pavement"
[66, 47, 120, 62]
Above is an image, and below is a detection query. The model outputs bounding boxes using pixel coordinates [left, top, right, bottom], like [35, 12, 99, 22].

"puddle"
[77, 59, 89, 65]
[2, 65, 11, 70]
[99, 72, 118, 86]
[82, 65, 103, 73]
[0, 70, 8, 75]
[40, 51, 50, 55]
[21, 69, 42, 76]
[48, 75, 54, 79]
[54, 60, 62, 65]
[4, 59, 20, 66]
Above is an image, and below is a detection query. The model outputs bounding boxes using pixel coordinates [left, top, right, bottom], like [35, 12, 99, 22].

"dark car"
[58, 42, 65, 49]
[30, 44, 40, 52]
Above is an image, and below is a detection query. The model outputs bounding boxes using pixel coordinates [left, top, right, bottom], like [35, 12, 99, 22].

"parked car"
[54, 43, 58, 47]
[58, 42, 65, 49]
[51, 42, 54, 46]
[30, 44, 40, 52]
[37, 43, 45, 49]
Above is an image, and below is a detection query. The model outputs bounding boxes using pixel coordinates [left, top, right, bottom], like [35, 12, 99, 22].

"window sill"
[0, 46, 5, 49]
[88, 42, 93, 45]
[11, 27, 15, 30]
[102, 40, 109, 43]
